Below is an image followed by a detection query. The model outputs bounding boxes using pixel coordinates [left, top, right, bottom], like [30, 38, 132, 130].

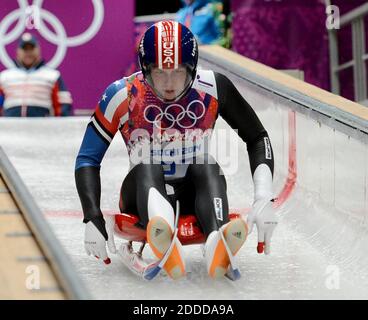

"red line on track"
[274, 110, 297, 208]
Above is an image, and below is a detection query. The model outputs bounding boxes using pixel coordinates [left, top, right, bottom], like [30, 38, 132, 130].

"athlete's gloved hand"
[247, 198, 278, 255]
[84, 215, 116, 264]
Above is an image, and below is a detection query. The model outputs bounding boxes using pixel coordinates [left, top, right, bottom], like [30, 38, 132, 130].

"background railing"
[328, 2, 368, 104]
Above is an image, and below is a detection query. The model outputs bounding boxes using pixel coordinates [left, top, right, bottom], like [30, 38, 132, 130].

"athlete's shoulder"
[97, 76, 130, 119]
[125, 71, 143, 85]
[212, 72, 237, 101]
[103, 77, 127, 97]
[212, 71, 232, 85]
[101, 71, 142, 98]
[192, 69, 218, 99]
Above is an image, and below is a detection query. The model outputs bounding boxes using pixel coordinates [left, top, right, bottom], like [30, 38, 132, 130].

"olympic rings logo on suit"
[0, 0, 104, 68]
[143, 100, 206, 129]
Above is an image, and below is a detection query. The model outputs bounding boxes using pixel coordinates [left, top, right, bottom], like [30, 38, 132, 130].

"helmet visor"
[145, 64, 194, 102]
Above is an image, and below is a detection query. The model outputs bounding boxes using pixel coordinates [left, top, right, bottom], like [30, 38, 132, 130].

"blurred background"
[0, 0, 367, 115]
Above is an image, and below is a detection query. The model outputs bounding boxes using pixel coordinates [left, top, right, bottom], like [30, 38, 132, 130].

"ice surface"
[1, 115, 367, 300]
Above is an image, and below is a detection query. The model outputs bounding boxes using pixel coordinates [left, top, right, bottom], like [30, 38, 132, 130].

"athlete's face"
[17, 44, 41, 69]
[150, 66, 188, 101]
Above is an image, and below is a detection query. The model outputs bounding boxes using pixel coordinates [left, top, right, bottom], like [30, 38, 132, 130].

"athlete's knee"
[189, 156, 226, 186]
[147, 187, 175, 230]
[132, 163, 165, 188]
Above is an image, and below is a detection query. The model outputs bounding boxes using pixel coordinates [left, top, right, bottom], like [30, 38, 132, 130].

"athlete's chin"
[163, 91, 176, 100]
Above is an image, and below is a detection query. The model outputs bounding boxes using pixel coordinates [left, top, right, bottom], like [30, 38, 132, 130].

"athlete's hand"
[84, 215, 116, 264]
[247, 199, 278, 255]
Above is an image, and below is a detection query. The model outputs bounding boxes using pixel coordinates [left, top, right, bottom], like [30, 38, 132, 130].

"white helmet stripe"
[157, 21, 163, 69]
[174, 21, 178, 69]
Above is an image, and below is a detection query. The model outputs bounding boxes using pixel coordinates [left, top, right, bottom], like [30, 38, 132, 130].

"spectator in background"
[217, 0, 232, 49]
[176, 0, 221, 45]
[0, 33, 72, 117]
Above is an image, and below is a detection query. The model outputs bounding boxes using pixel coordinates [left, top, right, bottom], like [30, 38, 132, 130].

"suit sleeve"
[215, 72, 274, 202]
[75, 81, 127, 223]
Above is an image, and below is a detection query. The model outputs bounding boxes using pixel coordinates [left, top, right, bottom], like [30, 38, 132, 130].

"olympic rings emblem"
[0, 0, 104, 68]
[144, 100, 206, 129]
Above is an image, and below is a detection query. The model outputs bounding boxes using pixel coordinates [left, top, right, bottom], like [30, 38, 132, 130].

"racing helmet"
[138, 20, 199, 102]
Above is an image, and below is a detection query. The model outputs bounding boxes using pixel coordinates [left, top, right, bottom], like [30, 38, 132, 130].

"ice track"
[0, 116, 366, 301]
[1, 54, 368, 299]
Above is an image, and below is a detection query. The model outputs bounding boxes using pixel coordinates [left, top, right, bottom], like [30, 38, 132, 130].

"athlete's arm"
[215, 72, 274, 202]
[215, 72, 278, 255]
[75, 80, 128, 236]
